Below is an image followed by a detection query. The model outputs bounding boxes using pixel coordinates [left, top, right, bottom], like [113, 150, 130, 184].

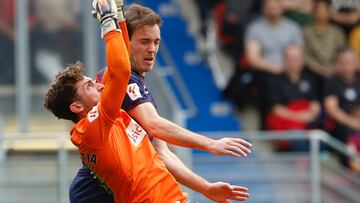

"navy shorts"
[69, 166, 114, 203]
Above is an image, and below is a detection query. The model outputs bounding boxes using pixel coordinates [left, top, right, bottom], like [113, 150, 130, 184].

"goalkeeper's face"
[73, 76, 105, 114]
[130, 24, 161, 74]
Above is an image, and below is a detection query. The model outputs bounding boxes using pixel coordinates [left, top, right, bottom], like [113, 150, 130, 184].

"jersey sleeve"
[119, 21, 130, 53]
[122, 73, 155, 111]
[323, 77, 338, 98]
[98, 21, 130, 98]
[99, 31, 131, 122]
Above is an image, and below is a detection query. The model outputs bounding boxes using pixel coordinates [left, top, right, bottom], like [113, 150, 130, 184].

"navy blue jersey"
[122, 71, 157, 110]
[268, 70, 319, 107]
[70, 69, 157, 203]
[97, 68, 156, 110]
[324, 74, 360, 114]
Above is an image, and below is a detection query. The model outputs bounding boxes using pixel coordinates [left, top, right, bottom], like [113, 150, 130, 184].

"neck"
[341, 73, 355, 83]
[267, 17, 281, 25]
[132, 69, 145, 77]
[287, 71, 300, 82]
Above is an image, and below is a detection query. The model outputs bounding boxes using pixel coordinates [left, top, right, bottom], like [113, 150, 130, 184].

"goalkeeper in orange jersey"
[44, 0, 188, 202]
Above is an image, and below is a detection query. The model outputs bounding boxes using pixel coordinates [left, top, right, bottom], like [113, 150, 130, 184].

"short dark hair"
[44, 61, 85, 123]
[125, 3, 162, 39]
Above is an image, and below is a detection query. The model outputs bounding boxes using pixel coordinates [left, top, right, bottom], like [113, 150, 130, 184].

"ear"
[70, 101, 84, 114]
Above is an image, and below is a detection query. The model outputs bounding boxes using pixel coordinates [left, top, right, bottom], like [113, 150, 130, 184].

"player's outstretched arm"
[127, 102, 252, 157]
[152, 138, 250, 202]
[93, 0, 130, 119]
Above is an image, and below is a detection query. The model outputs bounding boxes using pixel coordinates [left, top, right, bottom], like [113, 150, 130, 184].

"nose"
[97, 83, 105, 92]
[148, 42, 156, 53]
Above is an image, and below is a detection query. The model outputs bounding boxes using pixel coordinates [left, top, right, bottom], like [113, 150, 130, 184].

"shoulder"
[331, 25, 346, 36]
[303, 25, 313, 34]
[247, 17, 266, 30]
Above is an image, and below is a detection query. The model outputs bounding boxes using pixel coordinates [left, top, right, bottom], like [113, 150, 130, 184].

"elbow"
[145, 119, 164, 140]
[146, 123, 160, 139]
[247, 54, 259, 68]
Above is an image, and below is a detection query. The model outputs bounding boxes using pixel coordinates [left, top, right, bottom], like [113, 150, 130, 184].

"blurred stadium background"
[0, 0, 360, 202]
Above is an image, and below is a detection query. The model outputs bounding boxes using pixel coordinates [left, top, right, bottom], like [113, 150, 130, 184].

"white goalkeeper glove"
[115, 0, 125, 22]
[92, 0, 121, 38]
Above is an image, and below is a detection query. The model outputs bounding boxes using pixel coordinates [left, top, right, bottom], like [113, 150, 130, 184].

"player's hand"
[92, 0, 118, 21]
[208, 138, 252, 158]
[92, 0, 120, 38]
[203, 182, 250, 203]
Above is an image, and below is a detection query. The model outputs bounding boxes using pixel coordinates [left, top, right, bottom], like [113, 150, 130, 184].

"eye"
[85, 80, 96, 88]
[90, 80, 97, 87]
[141, 39, 149, 44]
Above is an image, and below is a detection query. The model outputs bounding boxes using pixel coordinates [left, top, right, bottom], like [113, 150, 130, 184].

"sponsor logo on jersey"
[345, 87, 357, 101]
[126, 119, 146, 147]
[127, 83, 142, 101]
[87, 106, 99, 122]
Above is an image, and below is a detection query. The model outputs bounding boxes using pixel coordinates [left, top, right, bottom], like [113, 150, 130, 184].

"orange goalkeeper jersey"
[70, 31, 186, 203]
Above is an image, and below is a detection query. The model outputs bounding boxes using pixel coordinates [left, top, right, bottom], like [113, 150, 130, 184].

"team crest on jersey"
[87, 106, 99, 122]
[126, 119, 146, 147]
[127, 83, 142, 101]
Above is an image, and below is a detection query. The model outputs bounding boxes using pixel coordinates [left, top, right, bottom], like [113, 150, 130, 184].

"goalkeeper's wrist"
[101, 16, 121, 38]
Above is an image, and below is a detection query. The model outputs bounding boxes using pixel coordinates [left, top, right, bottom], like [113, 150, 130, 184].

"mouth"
[144, 57, 154, 63]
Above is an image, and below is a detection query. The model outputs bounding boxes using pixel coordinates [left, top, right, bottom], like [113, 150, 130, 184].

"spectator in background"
[194, 0, 217, 39]
[324, 48, 360, 163]
[244, 0, 303, 129]
[31, 0, 82, 84]
[266, 45, 321, 151]
[304, 0, 346, 98]
[282, 0, 314, 26]
[304, 0, 346, 78]
[330, 0, 360, 36]
[216, 0, 256, 58]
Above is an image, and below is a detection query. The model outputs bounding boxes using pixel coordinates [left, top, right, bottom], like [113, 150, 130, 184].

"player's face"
[284, 46, 304, 73]
[75, 76, 104, 109]
[130, 24, 161, 74]
[314, 2, 330, 23]
[263, 0, 283, 21]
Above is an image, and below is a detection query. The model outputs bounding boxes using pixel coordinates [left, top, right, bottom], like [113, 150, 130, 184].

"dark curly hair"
[125, 3, 162, 39]
[44, 61, 85, 123]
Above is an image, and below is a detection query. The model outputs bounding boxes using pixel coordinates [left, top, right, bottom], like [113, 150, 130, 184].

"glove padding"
[92, 0, 120, 38]
[115, 0, 125, 22]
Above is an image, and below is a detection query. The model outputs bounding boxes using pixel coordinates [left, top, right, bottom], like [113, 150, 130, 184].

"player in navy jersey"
[69, 3, 251, 203]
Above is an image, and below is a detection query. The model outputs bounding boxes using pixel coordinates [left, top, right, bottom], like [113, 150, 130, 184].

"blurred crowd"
[196, 0, 360, 174]
[0, 0, 82, 84]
